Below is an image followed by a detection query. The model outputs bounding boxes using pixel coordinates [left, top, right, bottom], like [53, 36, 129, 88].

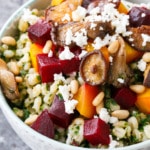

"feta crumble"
[141, 33, 150, 47]
[99, 108, 110, 123]
[72, 6, 87, 21]
[64, 99, 78, 114]
[59, 46, 75, 60]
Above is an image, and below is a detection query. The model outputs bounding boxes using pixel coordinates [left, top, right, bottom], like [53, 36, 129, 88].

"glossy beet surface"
[37, 54, 80, 83]
[31, 109, 54, 138]
[28, 20, 52, 45]
[84, 118, 110, 145]
[48, 96, 74, 128]
[129, 6, 150, 27]
[114, 87, 137, 109]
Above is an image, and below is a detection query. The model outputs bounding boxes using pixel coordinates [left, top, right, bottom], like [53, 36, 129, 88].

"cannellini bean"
[108, 40, 120, 55]
[7, 61, 20, 75]
[128, 116, 139, 129]
[1, 36, 16, 46]
[111, 110, 129, 120]
[24, 114, 38, 125]
[92, 91, 104, 106]
[70, 79, 79, 95]
[129, 84, 146, 94]
[142, 52, 150, 63]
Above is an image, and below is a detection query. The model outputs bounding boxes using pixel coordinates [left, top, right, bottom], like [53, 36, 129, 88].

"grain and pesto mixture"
[1, 0, 150, 148]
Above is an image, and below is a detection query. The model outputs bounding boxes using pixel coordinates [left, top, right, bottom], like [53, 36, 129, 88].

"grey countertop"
[0, 0, 31, 149]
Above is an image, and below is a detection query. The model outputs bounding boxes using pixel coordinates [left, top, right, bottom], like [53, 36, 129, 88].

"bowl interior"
[0, 0, 150, 150]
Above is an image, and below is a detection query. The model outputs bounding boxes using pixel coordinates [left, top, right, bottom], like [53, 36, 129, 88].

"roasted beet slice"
[48, 96, 74, 128]
[114, 87, 137, 109]
[28, 20, 52, 45]
[37, 54, 80, 83]
[129, 7, 150, 27]
[84, 118, 110, 145]
[31, 109, 54, 139]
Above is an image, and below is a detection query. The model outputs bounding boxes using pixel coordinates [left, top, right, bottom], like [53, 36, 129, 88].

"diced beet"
[48, 96, 74, 128]
[84, 118, 110, 145]
[28, 20, 52, 45]
[37, 54, 61, 82]
[37, 54, 80, 83]
[61, 57, 80, 74]
[129, 7, 150, 27]
[31, 109, 54, 139]
[114, 87, 137, 109]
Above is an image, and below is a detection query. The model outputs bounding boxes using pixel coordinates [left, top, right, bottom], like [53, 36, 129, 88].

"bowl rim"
[0, 0, 150, 150]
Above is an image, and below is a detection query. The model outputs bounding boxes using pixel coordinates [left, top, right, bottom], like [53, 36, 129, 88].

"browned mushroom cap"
[79, 50, 108, 85]
[126, 25, 150, 51]
[0, 58, 20, 101]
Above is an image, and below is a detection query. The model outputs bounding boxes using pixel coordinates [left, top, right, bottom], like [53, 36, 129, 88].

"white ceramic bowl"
[0, 0, 150, 150]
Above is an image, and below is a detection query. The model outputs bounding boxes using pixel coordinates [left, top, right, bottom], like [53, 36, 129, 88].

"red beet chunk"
[129, 7, 150, 27]
[31, 109, 54, 139]
[84, 118, 110, 145]
[28, 20, 52, 45]
[114, 87, 137, 109]
[37, 54, 61, 82]
[48, 96, 74, 128]
[37, 54, 80, 83]
[61, 57, 80, 74]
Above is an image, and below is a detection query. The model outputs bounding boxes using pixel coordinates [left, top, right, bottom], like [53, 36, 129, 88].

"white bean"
[1, 36, 16, 46]
[128, 116, 139, 129]
[129, 84, 146, 94]
[111, 110, 129, 120]
[70, 79, 79, 95]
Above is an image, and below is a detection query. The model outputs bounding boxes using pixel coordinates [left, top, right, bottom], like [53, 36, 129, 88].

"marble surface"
[0, 0, 31, 149]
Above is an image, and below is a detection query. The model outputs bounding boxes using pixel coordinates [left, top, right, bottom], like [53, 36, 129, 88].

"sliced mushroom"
[126, 25, 150, 51]
[53, 21, 113, 47]
[0, 58, 20, 101]
[80, 50, 108, 85]
[108, 36, 133, 88]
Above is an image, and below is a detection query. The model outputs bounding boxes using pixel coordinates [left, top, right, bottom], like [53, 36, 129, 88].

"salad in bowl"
[1, 0, 150, 149]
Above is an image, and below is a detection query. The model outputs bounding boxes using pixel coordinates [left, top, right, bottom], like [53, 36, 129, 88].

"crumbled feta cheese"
[79, 50, 87, 59]
[99, 108, 110, 123]
[59, 46, 75, 60]
[93, 34, 117, 49]
[137, 59, 147, 72]
[109, 116, 118, 124]
[22, 9, 40, 25]
[72, 6, 87, 21]
[54, 73, 66, 82]
[65, 28, 73, 45]
[117, 78, 125, 84]
[64, 99, 78, 114]
[73, 29, 88, 47]
[58, 85, 70, 101]
[141, 33, 150, 47]
[141, 13, 146, 17]
[62, 14, 71, 22]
